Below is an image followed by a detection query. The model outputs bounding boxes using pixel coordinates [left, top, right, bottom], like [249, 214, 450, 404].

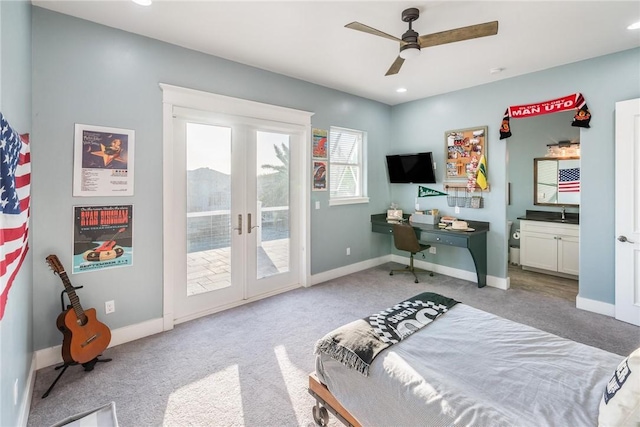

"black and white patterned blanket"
[314, 292, 459, 376]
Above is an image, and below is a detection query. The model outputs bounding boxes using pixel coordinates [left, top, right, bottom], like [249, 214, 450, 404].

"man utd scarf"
[499, 93, 591, 139]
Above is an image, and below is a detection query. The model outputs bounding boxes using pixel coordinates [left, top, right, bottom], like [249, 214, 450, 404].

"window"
[329, 126, 369, 205]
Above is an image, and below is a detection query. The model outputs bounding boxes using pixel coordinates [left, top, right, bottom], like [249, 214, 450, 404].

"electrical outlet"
[346, 247, 351, 256]
[429, 247, 437, 254]
[455, 206, 460, 214]
[315, 201, 320, 210]
[13, 379, 18, 406]
[105, 300, 115, 314]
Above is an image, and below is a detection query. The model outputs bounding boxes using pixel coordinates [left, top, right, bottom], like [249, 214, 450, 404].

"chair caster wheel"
[389, 271, 393, 276]
[430, 272, 434, 276]
[414, 279, 419, 283]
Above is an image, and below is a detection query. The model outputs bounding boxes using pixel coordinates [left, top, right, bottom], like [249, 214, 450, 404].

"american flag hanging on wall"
[0, 112, 31, 320]
[558, 167, 580, 193]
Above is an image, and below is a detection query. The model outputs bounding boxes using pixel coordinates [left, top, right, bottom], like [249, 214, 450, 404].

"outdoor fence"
[187, 206, 289, 253]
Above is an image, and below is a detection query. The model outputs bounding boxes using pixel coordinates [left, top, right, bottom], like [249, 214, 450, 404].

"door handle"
[618, 235, 635, 244]
[247, 213, 260, 234]
[232, 214, 242, 235]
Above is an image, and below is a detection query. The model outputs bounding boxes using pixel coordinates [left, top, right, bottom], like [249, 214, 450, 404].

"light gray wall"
[31, 7, 391, 351]
[391, 48, 640, 303]
[26, 6, 640, 356]
[0, 1, 32, 426]
[506, 111, 580, 247]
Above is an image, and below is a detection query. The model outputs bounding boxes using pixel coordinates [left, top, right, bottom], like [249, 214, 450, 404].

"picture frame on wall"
[312, 160, 327, 191]
[73, 123, 135, 196]
[72, 204, 133, 274]
[444, 125, 487, 180]
[312, 128, 328, 159]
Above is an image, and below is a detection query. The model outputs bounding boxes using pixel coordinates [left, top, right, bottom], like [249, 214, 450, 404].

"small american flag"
[558, 167, 580, 193]
[0, 112, 31, 320]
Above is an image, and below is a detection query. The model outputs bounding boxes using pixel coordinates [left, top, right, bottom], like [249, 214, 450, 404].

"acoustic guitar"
[46, 255, 112, 364]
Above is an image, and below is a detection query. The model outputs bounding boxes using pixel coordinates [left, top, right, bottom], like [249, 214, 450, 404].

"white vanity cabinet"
[520, 220, 579, 277]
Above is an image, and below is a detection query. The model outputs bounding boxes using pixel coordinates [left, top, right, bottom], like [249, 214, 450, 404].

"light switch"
[315, 201, 320, 210]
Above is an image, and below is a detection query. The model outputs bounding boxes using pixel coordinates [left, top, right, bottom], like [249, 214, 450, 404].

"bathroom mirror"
[534, 157, 580, 206]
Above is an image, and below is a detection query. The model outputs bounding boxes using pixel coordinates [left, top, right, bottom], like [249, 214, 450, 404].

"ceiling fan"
[345, 8, 499, 76]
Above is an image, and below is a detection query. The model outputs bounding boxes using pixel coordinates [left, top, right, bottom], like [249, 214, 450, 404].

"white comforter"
[316, 304, 623, 427]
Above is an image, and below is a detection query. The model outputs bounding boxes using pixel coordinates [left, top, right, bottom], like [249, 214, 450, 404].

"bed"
[308, 292, 639, 427]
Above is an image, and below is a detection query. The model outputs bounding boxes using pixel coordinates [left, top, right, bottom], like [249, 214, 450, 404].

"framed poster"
[72, 205, 133, 274]
[312, 128, 328, 159]
[313, 160, 327, 191]
[73, 124, 134, 196]
[445, 126, 487, 180]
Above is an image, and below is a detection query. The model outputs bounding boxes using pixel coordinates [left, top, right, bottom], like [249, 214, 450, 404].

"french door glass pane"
[256, 131, 290, 279]
[186, 123, 232, 296]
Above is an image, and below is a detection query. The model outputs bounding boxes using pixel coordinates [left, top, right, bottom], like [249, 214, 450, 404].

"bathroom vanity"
[518, 210, 579, 278]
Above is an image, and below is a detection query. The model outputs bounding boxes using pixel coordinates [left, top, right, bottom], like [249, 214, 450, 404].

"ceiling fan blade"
[385, 56, 405, 76]
[345, 22, 402, 43]
[418, 21, 498, 48]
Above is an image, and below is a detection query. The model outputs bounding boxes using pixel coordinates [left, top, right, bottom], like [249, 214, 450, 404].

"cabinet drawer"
[520, 220, 578, 237]
[372, 223, 394, 234]
[420, 232, 467, 248]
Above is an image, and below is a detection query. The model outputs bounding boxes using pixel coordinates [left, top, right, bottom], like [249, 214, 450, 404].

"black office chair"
[389, 222, 434, 283]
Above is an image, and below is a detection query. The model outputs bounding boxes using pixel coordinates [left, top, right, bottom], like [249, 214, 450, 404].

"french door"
[171, 108, 303, 322]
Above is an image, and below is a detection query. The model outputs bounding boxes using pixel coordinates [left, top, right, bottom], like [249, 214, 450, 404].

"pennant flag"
[558, 167, 580, 192]
[0, 113, 31, 321]
[418, 186, 447, 197]
[499, 109, 512, 140]
[476, 155, 488, 190]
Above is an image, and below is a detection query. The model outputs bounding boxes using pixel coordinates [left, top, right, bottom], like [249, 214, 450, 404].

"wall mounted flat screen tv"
[386, 152, 436, 184]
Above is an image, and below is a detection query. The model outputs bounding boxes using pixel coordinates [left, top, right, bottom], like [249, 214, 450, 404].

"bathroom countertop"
[517, 209, 579, 225]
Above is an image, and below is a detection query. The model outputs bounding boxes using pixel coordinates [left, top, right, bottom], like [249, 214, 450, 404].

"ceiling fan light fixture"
[399, 44, 421, 60]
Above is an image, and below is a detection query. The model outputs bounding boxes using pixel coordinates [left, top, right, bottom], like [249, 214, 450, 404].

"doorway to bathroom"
[506, 111, 580, 299]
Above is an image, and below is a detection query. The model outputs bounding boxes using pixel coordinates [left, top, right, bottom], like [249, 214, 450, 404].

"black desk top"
[371, 214, 489, 234]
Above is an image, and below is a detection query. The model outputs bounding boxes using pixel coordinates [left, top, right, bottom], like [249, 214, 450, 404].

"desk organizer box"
[410, 213, 439, 224]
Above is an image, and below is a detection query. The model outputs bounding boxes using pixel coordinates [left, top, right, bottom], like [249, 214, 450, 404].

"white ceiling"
[32, 1, 640, 105]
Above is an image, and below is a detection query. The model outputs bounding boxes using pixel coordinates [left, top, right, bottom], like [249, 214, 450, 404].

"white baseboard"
[309, 254, 509, 290]
[394, 255, 510, 290]
[310, 255, 392, 285]
[18, 354, 36, 427]
[576, 295, 615, 317]
[34, 317, 165, 370]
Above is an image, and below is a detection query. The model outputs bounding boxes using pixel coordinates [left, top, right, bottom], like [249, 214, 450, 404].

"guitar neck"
[59, 271, 87, 322]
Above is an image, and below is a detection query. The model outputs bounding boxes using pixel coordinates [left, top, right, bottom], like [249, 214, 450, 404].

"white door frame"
[160, 84, 313, 330]
[615, 97, 640, 326]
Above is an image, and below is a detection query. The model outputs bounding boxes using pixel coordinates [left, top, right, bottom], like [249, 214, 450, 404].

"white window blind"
[329, 127, 368, 204]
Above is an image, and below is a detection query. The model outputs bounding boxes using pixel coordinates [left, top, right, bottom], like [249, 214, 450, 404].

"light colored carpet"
[27, 263, 640, 426]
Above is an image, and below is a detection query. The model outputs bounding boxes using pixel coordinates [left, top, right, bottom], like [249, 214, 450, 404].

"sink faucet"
[561, 207, 566, 220]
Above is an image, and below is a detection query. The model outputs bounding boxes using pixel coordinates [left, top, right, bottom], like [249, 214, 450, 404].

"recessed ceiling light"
[628, 21, 640, 30]
[489, 67, 505, 74]
[132, 0, 152, 6]
[396, 88, 407, 93]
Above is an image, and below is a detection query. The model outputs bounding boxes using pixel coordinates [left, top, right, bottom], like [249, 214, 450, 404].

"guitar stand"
[41, 287, 112, 399]
[42, 356, 112, 398]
